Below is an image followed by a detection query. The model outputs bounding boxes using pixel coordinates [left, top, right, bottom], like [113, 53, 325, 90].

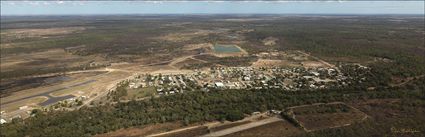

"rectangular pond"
[213, 44, 241, 53]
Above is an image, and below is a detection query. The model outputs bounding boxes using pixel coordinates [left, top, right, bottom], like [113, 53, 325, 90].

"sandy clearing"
[251, 59, 300, 67]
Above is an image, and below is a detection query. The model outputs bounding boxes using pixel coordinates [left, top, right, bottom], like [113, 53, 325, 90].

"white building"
[19, 106, 28, 110]
[0, 119, 6, 124]
[215, 82, 225, 88]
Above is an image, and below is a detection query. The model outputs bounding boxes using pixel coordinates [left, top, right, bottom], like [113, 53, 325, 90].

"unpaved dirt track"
[390, 74, 425, 87]
[147, 125, 205, 137]
[200, 117, 283, 137]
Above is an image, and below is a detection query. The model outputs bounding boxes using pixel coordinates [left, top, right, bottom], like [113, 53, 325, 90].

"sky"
[1, 1, 424, 15]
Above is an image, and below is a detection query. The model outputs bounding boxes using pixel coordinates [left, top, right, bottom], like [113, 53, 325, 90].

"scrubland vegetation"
[2, 77, 424, 137]
[1, 15, 424, 137]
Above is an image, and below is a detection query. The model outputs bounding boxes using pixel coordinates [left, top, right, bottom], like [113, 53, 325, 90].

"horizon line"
[2, 13, 424, 16]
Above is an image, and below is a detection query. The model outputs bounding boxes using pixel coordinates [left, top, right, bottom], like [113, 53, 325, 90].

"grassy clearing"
[124, 87, 157, 100]
[1, 96, 47, 112]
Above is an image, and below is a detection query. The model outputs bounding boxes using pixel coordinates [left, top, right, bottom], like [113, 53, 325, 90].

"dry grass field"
[1, 27, 85, 39]
[0, 49, 106, 72]
[155, 29, 215, 42]
[223, 121, 304, 137]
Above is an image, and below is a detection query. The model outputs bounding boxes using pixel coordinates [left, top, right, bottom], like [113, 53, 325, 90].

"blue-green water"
[213, 44, 241, 53]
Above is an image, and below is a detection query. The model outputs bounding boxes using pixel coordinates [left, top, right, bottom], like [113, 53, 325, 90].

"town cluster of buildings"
[126, 66, 368, 95]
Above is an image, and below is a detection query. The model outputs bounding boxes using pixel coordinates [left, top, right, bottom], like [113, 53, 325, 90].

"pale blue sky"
[1, 1, 424, 15]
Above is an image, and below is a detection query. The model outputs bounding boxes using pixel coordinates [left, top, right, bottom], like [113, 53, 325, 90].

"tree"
[225, 110, 244, 121]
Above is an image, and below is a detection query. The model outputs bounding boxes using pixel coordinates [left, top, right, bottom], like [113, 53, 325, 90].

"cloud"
[56, 1, 64, 4]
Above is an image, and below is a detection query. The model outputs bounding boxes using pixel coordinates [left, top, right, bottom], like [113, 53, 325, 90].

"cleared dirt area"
[251, 50, 331, 68]
[301, 61, 327, 68]
[183, 43, 212, 51]
[262, 37, 278, 46]
[223, 121, 304, 137]
[251, 59, 300, 67]
[290, 102, 368, 132]
[296, 51, 337, 69]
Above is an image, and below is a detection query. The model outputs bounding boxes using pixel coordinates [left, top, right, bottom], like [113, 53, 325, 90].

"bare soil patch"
[301, 61, 327, 68]
[251, 59, 300, 67]
[194, 55, 257, 67]
[183, 43, 213, 51]
[251, 50, 331, 68]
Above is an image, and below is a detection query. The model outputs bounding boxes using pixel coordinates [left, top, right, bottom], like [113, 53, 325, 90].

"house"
[19, 106, 28, 110]
[243, 76, 251, 81]
[215, 82, 225, 88]
[129, 82, 136, 88]
[311, 72, 320, 76]
[0, 119, 6, 124]
[270, 110, 281, 114]
[252, 112, 261, 115]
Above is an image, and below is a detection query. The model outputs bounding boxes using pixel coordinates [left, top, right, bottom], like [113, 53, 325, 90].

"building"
[0, 119, 6, 124]
[19, 106, 28, 110]
[215, 82, 225, 88]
